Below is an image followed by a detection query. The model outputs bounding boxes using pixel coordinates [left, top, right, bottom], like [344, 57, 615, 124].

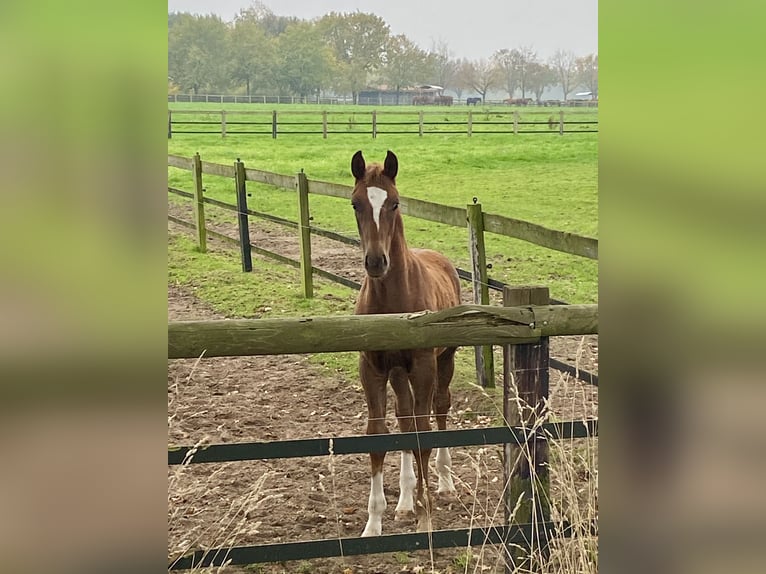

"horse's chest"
[365, 350, 413, 374]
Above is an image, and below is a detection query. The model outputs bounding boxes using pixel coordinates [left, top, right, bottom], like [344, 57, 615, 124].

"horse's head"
[350, 150, 401, 279]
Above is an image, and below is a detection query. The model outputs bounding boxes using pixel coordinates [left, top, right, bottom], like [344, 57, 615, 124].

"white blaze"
[395, 451, 416, 515]
[366, 186, 387, 230]
[361, 471, 386, 537]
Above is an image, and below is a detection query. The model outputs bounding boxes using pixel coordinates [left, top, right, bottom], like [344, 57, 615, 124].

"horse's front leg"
[410, 352, 437, 532]
[360, 354, 389, 537]
[390, 367, 416, 520]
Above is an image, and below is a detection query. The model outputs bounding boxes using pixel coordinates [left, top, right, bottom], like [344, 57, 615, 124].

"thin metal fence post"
[235, 159, 253, 272]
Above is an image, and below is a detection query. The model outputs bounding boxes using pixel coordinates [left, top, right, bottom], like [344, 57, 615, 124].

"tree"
[380, 35, 427, 104]
[526, 61, 555, 103]
[235, 1, 299, 37]
[228, 15, 276, 95]
[549, 49, 578, 101]
[492, 49, 518, 99]
[168, 13, 229, 94]
[492, 46, 537, 100]
[513, 45, 537, 99]
[462, 58, 499, 103]
[425, 39, 457, 92]
[450, 58, 474, 100]
[318, 12, 390, 103]
[273, 21, 334, 99]
[576, 53, 598, 99]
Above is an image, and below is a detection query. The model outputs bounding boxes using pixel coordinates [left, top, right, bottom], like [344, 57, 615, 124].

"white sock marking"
[362, 471, 386, 537]
[395, 451, 416, 515]
[435, 448, 456, 493]
[366, 186, 387, 230]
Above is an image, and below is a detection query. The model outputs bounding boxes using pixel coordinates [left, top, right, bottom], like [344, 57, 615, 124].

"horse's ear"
[351, 150, 366, 180]
[383, 150, 398, 181]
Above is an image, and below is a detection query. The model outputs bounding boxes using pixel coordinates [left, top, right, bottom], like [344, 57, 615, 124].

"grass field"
[168, 102, 598, 305]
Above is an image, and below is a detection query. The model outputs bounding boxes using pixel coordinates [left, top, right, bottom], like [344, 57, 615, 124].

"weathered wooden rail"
[168, 303, 597, 359]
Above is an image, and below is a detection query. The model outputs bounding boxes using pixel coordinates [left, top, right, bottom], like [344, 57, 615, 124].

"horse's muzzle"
[364, 253, 388, 278]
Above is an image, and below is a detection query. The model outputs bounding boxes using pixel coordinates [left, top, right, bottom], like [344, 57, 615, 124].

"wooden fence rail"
[168, 108, 598, 139]
[167, 154, 597, 260]
[168, 303, 598, 359]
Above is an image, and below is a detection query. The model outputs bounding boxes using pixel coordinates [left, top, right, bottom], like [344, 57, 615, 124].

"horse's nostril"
[382, 254, 388, 267]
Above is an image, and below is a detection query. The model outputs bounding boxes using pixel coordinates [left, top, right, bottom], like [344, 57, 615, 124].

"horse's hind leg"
[410, 353, 437, 531]
[390, 367, 417, 520]
[434, 348, 457, 494]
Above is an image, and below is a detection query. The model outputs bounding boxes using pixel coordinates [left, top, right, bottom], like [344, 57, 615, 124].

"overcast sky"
[167, 0, 597, 61]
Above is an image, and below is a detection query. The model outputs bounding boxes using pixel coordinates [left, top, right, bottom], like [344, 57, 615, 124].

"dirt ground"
[167, 207, 598, 574]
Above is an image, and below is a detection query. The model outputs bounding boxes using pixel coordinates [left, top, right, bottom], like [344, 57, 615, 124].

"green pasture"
[168, 103, 597, 302]
[168, 102, 596, 392]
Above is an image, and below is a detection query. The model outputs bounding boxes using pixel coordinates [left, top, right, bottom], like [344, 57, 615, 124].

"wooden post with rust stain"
[192, 152, 207, 253]
[221, 110, 227, 138]
[559, 110, 564, 135]
[372, 110, 377, 139]
[419, 111, 424, 136]
[234, 159, 253, 272]
[467, 110, 473, 137]
[296, 170, 313, 298]
[503, 285, 551, 573]
[467, 201, 494, 387]
[322, 111, 327, 139]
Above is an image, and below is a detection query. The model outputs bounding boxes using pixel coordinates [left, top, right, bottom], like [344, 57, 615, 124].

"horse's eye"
[351, 202, 358, 211]
[392, 202, 399, 210]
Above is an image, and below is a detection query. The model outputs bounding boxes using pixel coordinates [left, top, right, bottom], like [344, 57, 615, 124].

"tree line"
[168, 3, 598, 103]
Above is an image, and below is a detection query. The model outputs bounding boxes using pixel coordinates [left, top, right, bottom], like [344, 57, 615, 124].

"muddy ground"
[167, 207, 598, 574]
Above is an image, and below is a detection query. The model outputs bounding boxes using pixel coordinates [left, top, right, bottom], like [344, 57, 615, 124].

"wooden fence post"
[221, 110, 227, 138]
[503, 285, 551, 573]
[466, 201, 494, 387]
[192, 152, 207, 253]
[467, 110, 473, 137]
[513, 111, 519, 135]
[322, 111, 327, 139]
[559, 110, 564, 135]
[272, 110, 277, 139]
[418, 111, 424, 136]
[372, 110, 377, 139]
[234, 159, 253, 272]
[167, 110, 172, 139]
[296, 170, 313, 298]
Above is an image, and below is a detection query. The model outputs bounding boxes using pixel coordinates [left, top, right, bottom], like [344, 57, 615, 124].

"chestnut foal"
[350, 150, 461, 536]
